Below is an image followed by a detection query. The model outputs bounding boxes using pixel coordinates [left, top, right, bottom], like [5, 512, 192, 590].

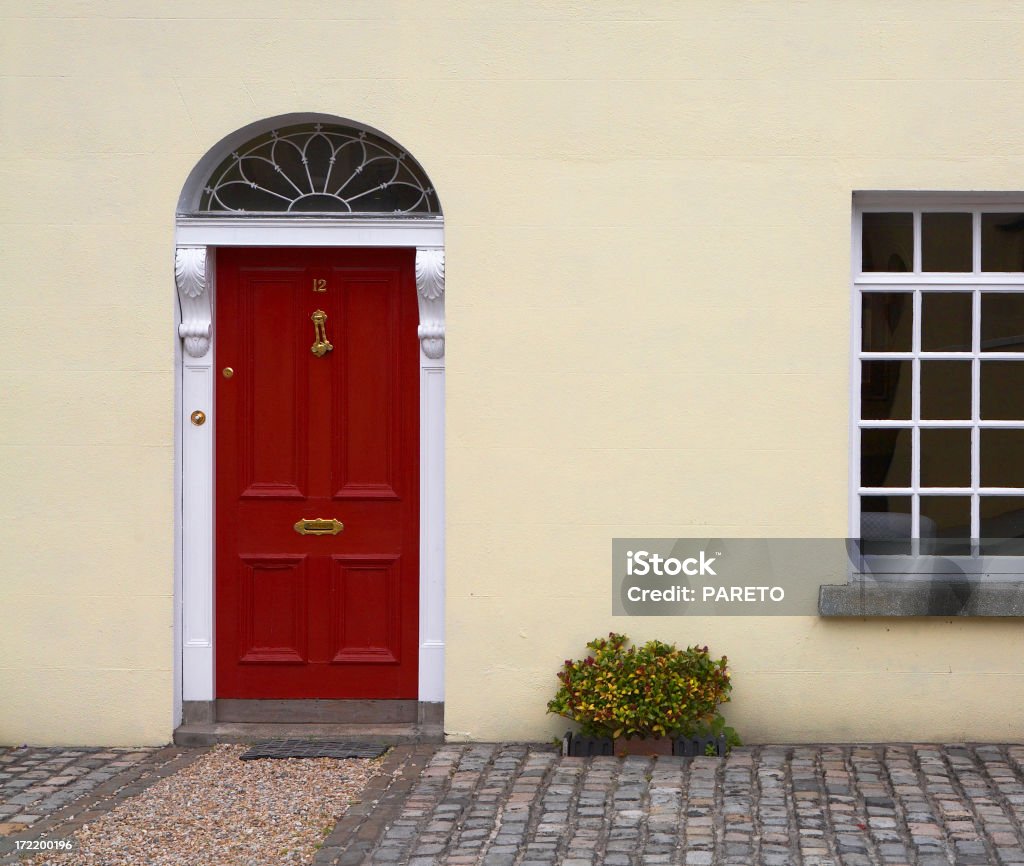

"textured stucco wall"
[3, 1, 1024, 745]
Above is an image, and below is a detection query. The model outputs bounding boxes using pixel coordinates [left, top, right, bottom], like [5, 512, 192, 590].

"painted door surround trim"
[173, 219, 444, 727]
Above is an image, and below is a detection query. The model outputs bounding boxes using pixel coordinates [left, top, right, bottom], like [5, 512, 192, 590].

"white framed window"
[852, 193, 1024, 575]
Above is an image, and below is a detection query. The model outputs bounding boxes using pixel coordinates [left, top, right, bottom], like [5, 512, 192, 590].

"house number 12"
[312, 278, 327, 292]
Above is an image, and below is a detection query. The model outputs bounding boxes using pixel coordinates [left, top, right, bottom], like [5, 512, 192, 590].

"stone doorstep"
[172, 721, 444, 748]
[213, 699, 431, 725]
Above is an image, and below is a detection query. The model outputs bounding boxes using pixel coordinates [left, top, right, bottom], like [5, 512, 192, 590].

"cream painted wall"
[3, 1, 1024, 745]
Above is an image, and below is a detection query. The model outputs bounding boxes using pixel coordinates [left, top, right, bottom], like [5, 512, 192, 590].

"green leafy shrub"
[547, 632, 739, 746]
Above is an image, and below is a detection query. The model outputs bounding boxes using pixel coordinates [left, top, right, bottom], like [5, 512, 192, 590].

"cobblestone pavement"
[325, 743, 1024, 866]
[0, 745, 205, 864]
[4, 742, 1024, 865]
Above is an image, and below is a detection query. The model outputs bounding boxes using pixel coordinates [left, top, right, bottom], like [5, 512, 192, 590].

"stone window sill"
[818, 580, 1024, 616]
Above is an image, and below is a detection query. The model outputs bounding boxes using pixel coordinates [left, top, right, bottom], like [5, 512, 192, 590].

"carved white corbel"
[415, 247, 445, 359]
[175, 246, 212, 358]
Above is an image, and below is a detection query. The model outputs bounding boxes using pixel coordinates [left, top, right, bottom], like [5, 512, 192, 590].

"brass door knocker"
[310, 309, 333, 357]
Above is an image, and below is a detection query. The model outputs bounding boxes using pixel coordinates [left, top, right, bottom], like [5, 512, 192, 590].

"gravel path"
[25, 745, 384, 866]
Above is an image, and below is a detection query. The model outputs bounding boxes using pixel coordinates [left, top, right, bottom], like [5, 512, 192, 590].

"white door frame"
[172, 216, 445, 725]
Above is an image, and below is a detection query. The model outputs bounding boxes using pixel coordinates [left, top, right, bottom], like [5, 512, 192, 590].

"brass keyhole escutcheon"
[222, 367, 234, 378]
[190, 410, 206, 426]
[311, 309, 333, 357]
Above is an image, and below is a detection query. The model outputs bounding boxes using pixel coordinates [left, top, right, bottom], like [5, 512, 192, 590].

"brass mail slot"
[293, 518, 344, 536]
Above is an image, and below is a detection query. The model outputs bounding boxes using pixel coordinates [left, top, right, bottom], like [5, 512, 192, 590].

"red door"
[215, 247, 419, 698]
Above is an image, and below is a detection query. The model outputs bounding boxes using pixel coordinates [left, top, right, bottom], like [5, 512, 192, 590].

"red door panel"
[330, 555, 401, 664]
[334, 274, 402, 500]
[238, 555, 308, 664]
[215, 247, 419, 699]
[238, 272, 309, 500]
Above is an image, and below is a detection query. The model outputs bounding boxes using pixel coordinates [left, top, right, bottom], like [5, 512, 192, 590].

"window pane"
[920, 361, 971, 420]
[981, 361, 1024, 420]
[921, 292, 971, 352]
[920, 495, 971, 554]
[919, 428, 970, 488]
[859, 496, 911, 555]
[981, 213, 1024, 272]
[981, 429, 1024, 487]
[981, 293, 1024, 352]
[862, 292, 912, 352]
[980, 496, 1024, 554]
[861, 428, 911, 487]
[922, 212, 972, 272]
[862, 213, 913, 272]
[861, 361, 911, 420]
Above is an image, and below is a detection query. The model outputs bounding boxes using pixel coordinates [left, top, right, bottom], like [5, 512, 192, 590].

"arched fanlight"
[199, 122, 439, 215]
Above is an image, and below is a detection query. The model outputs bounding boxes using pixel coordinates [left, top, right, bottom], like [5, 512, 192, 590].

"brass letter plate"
[294, 518, 344, 536]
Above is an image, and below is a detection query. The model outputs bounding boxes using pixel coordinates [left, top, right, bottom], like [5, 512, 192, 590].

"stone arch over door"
[172, 113, 445, 736]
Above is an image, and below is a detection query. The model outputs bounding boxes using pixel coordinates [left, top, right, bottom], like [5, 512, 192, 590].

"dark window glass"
[981, 293, 1024, 352]
[920, 361, 971, 420]
[921, 292, 971, 352]
[919, 428, 971, 488]
[859, 496, 911, 555]
[862, 292, 912, 352]
[981, 429, 1024, 487]
[981, 361, 1024, 420]
[981, 213, 1024, 272]
[920, 495, 971, 554]
[980, 496, 1024, 554]
[922, 212, 972, 272]
[862, 213, 913, 272]
[861, 429, 912, 487]
[861, 361, 911, 420]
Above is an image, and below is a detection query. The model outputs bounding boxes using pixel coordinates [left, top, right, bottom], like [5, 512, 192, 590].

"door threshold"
[172, 720, 444, 748]
[214, 698, 423, 724]
[183, 699, 441, 725]
[175, 700, 443, 746]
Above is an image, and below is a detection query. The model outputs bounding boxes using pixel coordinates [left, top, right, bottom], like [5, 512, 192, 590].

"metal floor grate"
[239, 739, 389, 760]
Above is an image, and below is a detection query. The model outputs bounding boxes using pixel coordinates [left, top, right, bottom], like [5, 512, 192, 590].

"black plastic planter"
[562, 732, 614, 756]
[673, 733, 729, 757]
[562, 731, 728, 757]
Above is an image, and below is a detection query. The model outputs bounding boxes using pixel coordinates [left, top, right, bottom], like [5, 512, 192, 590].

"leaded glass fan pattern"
[199, 124, 439, 214]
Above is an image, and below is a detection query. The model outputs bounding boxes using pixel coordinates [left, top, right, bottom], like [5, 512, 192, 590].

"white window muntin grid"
[852, 201, 1024, 549]
[857, 201, 1024, 279]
